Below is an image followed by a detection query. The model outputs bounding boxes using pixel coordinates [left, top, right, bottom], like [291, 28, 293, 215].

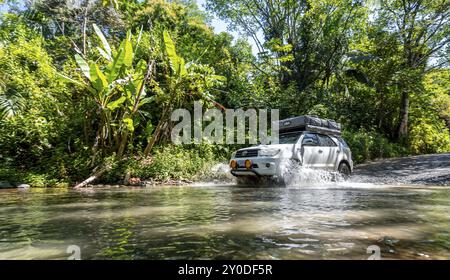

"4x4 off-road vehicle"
[229, 115, 353, 182]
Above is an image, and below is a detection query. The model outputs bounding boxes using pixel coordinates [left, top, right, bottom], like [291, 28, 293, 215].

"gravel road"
[351, 153, 450, 186]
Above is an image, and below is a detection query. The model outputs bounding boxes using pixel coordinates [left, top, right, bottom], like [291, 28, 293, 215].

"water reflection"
[0, 184, 448, 259]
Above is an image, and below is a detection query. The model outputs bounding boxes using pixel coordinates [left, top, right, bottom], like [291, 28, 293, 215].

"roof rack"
[277, 115, 341, 136]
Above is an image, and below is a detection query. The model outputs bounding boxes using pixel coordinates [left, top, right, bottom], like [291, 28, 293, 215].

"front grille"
[235, 149, 259, 158]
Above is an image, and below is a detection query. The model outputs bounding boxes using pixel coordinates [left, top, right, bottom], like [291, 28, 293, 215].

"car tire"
[338, 162, 351, 180]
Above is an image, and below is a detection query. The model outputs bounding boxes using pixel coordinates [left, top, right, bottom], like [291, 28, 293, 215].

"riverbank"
[351, 153, 450, 186]
[2, 152, 449, 189]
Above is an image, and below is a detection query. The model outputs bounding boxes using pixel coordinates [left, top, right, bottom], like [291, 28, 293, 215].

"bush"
[138, 144, 224, 181]
[408, 118, 450, 154]
[0, 166, 69, 187]
[342, 130, 407, 164]
[102, 144, 226, 183]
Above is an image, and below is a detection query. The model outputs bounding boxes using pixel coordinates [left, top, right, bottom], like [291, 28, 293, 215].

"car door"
[299, 133, 323, 168]
[317, 134, 339, 170]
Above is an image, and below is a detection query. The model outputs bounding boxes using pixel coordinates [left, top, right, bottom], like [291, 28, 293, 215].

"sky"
[196, 0, 229, 33]
[195, 0, 261, 55]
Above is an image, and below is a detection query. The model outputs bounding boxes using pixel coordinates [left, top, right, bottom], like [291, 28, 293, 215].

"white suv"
[229, 116, 353, 181]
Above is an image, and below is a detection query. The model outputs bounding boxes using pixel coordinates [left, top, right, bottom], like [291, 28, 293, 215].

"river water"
[0, 182, 449, 260]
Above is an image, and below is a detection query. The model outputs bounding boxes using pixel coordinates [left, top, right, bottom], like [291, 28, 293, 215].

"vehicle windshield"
[279, 132, 302, 144]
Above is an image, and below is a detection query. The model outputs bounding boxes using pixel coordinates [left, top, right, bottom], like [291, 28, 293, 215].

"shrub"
[138, 144, 222, 181]
[342, 130, 407, 164]
[101, 144, 225, 183]
[408, 118, 450, 154]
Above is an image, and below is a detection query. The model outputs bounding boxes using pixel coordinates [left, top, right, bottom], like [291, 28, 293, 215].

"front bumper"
[230, 157, 279, 177]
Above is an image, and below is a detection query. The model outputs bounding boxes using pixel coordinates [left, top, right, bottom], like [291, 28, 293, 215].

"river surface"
[0, 183, 449, 260]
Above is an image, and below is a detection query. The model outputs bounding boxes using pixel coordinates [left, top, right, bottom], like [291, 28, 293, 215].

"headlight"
[259, 148, 280, 157]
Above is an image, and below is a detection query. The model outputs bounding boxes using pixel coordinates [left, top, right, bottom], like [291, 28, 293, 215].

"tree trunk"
[116, 131, 128, 158]
[397, 91, 409, 139]
[82, 9, 88, 56]
[143, 112, 167, 156]
[74, 165, 110, 189]
[116, 60, 154, 158]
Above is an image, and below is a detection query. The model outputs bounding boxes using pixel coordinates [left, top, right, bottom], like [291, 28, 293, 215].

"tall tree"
[22, 0, 127, 56]
[206, 0, 368, 91]
[377, 0, 449, 139]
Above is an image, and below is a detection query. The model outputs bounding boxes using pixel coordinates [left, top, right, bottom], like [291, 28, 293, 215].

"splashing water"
[196, 161, 344, 187]
[193, 163, 236, 186]
[278, 159, 344, 187]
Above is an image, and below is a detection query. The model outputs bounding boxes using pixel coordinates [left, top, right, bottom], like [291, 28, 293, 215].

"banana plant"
[143, 30, 226, 156]
[62, 24, 153, 158]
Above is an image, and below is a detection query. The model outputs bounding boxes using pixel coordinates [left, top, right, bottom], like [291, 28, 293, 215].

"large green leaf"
[56, 72, 84, 87]
[89, 63, 108, 92]
[178, 56, 187, 76]
[93, 24, 112, 60]
[139, 97, 154, 107]
[75, 54, 90, 79]
[131, 59, 148, 96]
[58, 72, 97, 94]
[97, 47, 111, 61]
[135, 59, 147, 75]
[123, 31, 133, 67]
[107, 96, 126, 111]
[0, 90, 24, 119]
[163, 30, 181, 76]
[135, 25, 144, 50]
[211, 75, 227, 82]
[123, 117, 134, 132]
[106, 47, 124, 83]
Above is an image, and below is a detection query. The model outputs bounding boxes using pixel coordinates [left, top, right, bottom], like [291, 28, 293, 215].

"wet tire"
[338, 162, 351, 180]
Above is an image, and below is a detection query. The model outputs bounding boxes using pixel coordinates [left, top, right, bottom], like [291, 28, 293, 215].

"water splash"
[278, 159, 344, 187]
[193, 163, 236, 186]
[195, 161, 346, 188]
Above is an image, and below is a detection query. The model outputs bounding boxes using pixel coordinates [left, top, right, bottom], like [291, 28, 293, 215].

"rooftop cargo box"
[278, 115, 341, 135]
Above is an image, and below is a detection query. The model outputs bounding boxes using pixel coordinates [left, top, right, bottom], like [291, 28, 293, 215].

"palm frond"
[0, 88, 25, 119]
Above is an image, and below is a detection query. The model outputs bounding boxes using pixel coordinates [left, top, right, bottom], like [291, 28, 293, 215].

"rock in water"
[17, 184, 31, 189]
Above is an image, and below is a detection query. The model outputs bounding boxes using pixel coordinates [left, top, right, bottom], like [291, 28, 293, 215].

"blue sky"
[196, 0, 260, 54]
[196, 0, 229, 33]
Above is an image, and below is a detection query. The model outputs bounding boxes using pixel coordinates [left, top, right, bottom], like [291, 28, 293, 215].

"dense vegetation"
[0, 0, 449, 187]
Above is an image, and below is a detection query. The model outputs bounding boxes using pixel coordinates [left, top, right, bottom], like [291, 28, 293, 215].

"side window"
[302, 133, 320, 146]
[318, 135, 337, 146]
[337, 137, 349, 148]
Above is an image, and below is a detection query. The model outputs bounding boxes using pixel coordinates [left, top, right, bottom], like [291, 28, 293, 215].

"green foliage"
[342, 130, 407, 163]
[103, 144, 224, 183]
[206, 0, 368, 90]
[0, 22, 77, 166]
[409, 118, 450, 155]
[0, 0, 449, 187]
[139, 144, 220, 181]
[0, 166, 70, 188]
[62, 24, 155, 158]
[163, 30, 187, 77]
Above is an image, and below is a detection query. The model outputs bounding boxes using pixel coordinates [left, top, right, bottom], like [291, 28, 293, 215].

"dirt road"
[351, 153, 450, 186]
